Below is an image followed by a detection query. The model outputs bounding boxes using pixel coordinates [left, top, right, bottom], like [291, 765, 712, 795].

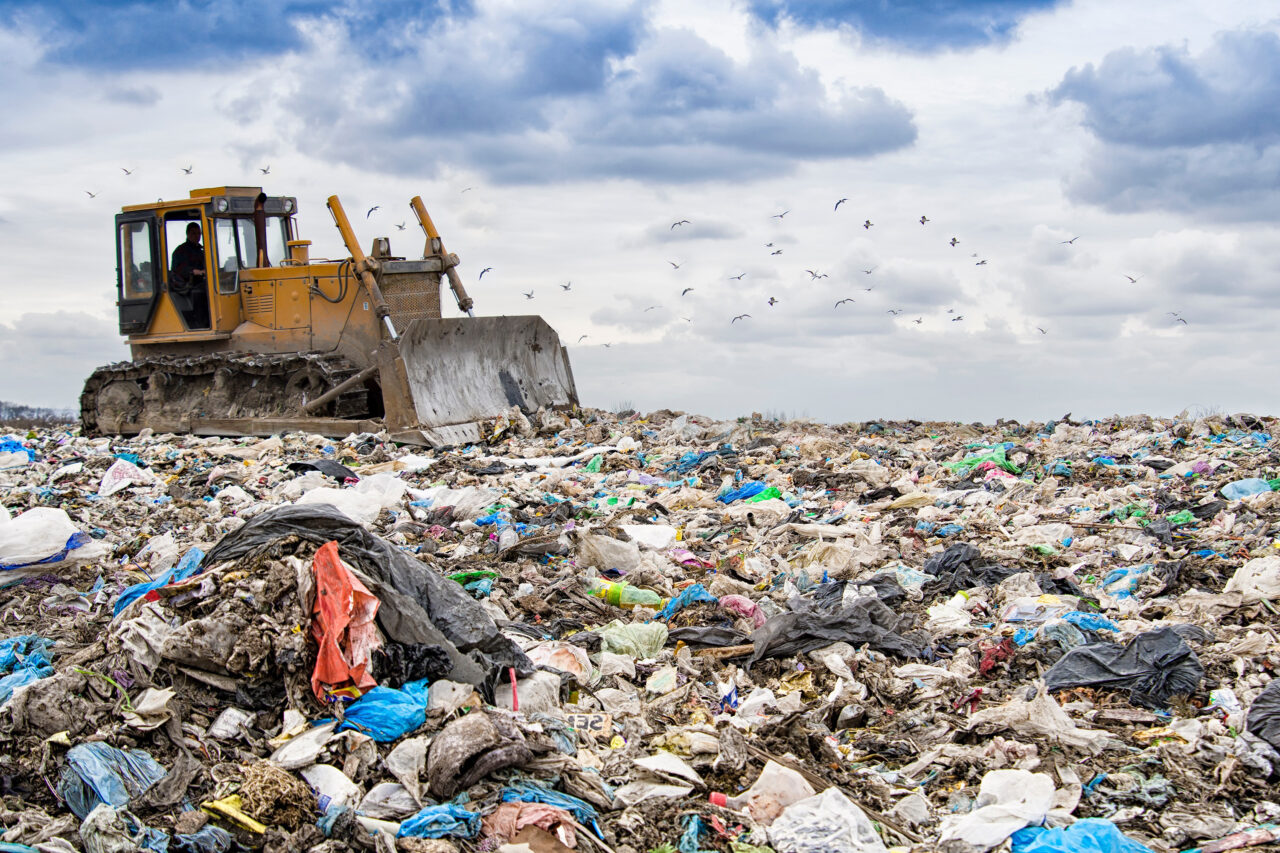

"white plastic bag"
[0, 507, 102, 575]
[768, 788, 888, 853]
[937, 769, 1056, 851]
[98, 458, 154, 496]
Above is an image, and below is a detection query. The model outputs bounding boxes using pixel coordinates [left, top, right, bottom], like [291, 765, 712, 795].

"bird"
[1061, 236, 1080, 244]
[259, 165, 271, 175]
[644, 305, 660, 312]
[602, 343, 612, 348]
[1125, 274, 1143, 284]
[84, 190, 98, 198]
[887, 309, 902, 315]
[920, 215, 929, 225]
[1175, 317, 1188, 325]
[395, 222, 406, 231]
[1167, 312, 1181, 317]
[181, 165, 193, 174]
[834, 299, 855, 308]
[461, 187, 474, 193]
[863, 220, 873, 229]
[366, 206, 380, 218]
[681, 287, 694, 296]
[731, 314, 751, 323]
[523, 290, 535, 300]
[946, 308, 955, 313]
[670, 219, 690, 230]
[767, 297, 778, 306]
[912, 317, 923, 324]
[669, 261, 681, 269]
[764, 242, 774, 248]
[951, 315, 964, 322]
[121, 167, 133, 175]
[771, 210, 789, 219]
[560, 282, 572, 291]
[479, 267, 493, 279]
[949, 237, 959, 247]
[805, 270, 827, 280]
[862, 266, 877, 275]
[577, 335, 589, 343]
[975, 259, 987, 266]
[863, 285, 875, 292]
[728, 274, 746, 281]
[1037, 327, 1047, 334]
[680, 317, 692, 323]
[834, 198, 848, 211]
[771, 249, 783, 255]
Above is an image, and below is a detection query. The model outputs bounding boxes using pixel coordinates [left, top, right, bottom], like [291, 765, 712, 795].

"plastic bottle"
[946, 591, 970, 609]
[708, 761, 816, 826]
[586, 577, 664, 609]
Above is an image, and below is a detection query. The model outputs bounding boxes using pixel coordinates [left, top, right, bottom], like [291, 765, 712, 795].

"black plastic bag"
[286, 459, 357, 481]
[1247, 680, 1280, 752]
[204, 504, 531, 695]
[372, 642, 454, 688]
[924, 543, 1019, 593]
[747, 594, 924, 667]
[1044, 626, 1203, 708]
[668, 626, 750, 649]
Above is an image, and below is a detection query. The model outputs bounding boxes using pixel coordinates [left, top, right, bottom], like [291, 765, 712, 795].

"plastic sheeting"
[1043, 626, 1204, 709]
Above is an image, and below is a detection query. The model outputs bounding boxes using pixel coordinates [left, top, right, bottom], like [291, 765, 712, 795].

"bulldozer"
[81, 187, 578, 445]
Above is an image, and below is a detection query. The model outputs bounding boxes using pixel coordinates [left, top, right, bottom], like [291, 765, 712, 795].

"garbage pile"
[1, 407, 1280, 853]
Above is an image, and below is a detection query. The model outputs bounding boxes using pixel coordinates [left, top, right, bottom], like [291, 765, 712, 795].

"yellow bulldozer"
[82, 186, 578, 445]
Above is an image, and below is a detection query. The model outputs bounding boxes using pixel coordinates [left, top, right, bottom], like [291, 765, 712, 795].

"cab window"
[119, 221, 155, 299]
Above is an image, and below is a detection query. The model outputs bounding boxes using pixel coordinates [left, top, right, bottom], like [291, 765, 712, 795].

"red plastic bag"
[311, 540, 380, 701]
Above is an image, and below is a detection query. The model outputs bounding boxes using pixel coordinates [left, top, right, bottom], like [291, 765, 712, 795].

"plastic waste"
[1011, 818, 1155, 853]
[656, 583, 716, 620]
[938, 769, 1056, 851]
[301, 763, 361, 813]
[767, 787, 889, 853]
[0, 507, 95, 574]
[334, 680, 429, 742]
[310, 540, 380, 700]
[1221, 478, 1273, 500]
[98, 458, 154, 496]
[597, 619, 669, 657]
[1044, 626, 1203, 708]
[749, 593, 923, 667]
[709, 761, 816, 826]
[500, 781, 603, 838]
[58, 742, 168, 820]
[1224, 556, 1280, 604]
[114, 547, 205, 617]
[587, 577, 665, 609]
[1246, 679, 1280, 752]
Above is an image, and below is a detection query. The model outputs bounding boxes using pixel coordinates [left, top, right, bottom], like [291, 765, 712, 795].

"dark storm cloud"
[1048, 28, 1280, 218]
[745, 0, 1063, 51]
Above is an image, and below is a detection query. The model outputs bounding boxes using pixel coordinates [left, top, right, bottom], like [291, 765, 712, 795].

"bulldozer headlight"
[283, 198, 294, 213]
[214, 198, 229, 213]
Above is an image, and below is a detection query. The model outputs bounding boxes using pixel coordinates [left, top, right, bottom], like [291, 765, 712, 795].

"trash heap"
[1, 408, 1280, 853]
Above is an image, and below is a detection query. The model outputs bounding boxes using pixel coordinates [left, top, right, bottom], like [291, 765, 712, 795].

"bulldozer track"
[81, 351, 370, 436]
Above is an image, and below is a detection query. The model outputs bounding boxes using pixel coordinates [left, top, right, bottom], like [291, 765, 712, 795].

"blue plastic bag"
[1061, 612, 1119, 632]
[717, 482, 765, 504]
[397, 804, 481, 839]
[334, 680, 429, 742]
[1011, 818, 1154, 853]
[0, 438, 34, 462]
[58, 742, 167, 819]
[1222, 478, 1273, 500]
[657, 583, 717, 621]
[114, 547, 205, 617]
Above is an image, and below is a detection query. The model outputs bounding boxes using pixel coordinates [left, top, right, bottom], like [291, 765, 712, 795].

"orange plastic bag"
[310, 540, 380, 701]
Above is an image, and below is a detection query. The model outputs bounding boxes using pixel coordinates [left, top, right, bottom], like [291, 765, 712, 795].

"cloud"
[0, 312, 120, 409]
[633, 218, 745, 245]
[745, 0, 1064, 51]
[2, 0, 465, 69]
[104, 85, 160, 106]
[1048, 27, 1280, 218]
[287, 4, 916, 184]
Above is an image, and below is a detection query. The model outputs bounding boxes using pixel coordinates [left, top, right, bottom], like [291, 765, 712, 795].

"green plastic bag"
[598, 620, 668, 658]
[584, 454, 603, 473]
[1165, 510, 1197, 526]
[746, 486, 783, 503]
[945, 447, 1021, 475]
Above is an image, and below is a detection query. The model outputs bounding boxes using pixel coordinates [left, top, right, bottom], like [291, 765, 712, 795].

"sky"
[1, 0, 1277, 423]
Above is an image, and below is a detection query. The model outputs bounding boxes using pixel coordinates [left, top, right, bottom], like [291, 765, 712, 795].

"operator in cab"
[170, 222, 210, 328]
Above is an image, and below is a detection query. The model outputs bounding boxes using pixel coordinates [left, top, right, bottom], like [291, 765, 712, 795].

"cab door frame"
[115, 212, 162, 335]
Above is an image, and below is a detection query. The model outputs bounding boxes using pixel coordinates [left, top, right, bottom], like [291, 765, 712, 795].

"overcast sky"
[1, 0, 1277, 423]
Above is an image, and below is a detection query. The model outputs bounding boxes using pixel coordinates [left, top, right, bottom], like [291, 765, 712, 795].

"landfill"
[1, 407, 1280, 853]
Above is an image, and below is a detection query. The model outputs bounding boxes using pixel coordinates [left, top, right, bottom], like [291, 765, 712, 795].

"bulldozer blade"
[395, 315, 578, 439]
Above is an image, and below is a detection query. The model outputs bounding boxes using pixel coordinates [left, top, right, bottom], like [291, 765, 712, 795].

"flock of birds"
[83, 170, 1187, 345]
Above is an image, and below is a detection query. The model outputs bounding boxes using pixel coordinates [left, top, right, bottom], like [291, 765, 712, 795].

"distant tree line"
[0, 400, 75, 427]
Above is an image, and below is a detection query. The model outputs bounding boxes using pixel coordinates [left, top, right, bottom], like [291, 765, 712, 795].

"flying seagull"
[1061, 236, 1080, 244]
[671, 219, 690, 230]
[577, 335, 589, 343]
[259, 165, 271, 175]
[602, 342, 612, 348]
[1125, 274, 1143, 283]
[771, 210, 789, 219]
[767, 297, 778, 306]
[1175, 317, 1188, 325]
[975, 259, 988, 266]
[771, 249, 783, 255]
[862, 266, 877, 275]
[920, 215, 929, 225]
[478, 267, 493, 279]
[395, 222, 406, 231]
[887, 309, 902, 315]
[523, 290, 535, 300]
[834, 198, 848, 211]
[805, 270, 827, 280]
[834, 298, 855, 308]
[461, 187, 474, 193]
[951, 315, 964, 322]
[949, 237, 959, 247]
[560, 282, 572, 291]
[121, 167, 133, 175]
[680, 316, 692, 323]
[1038, 327, 1047, 334]
[366, 206, 380, 218]
[913, 317, 923, 324]
[181, 165, 193, 174]
[729, 274, 746, 280]
[669, 261, 682, 269]
[644, 305, 661, 312]
[731, 314, 751, 323]
[764, 242, 774, 248]
[863, 220, 873, 229]
[681, 287, 694, 296]
[84, 190, 98, 198]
